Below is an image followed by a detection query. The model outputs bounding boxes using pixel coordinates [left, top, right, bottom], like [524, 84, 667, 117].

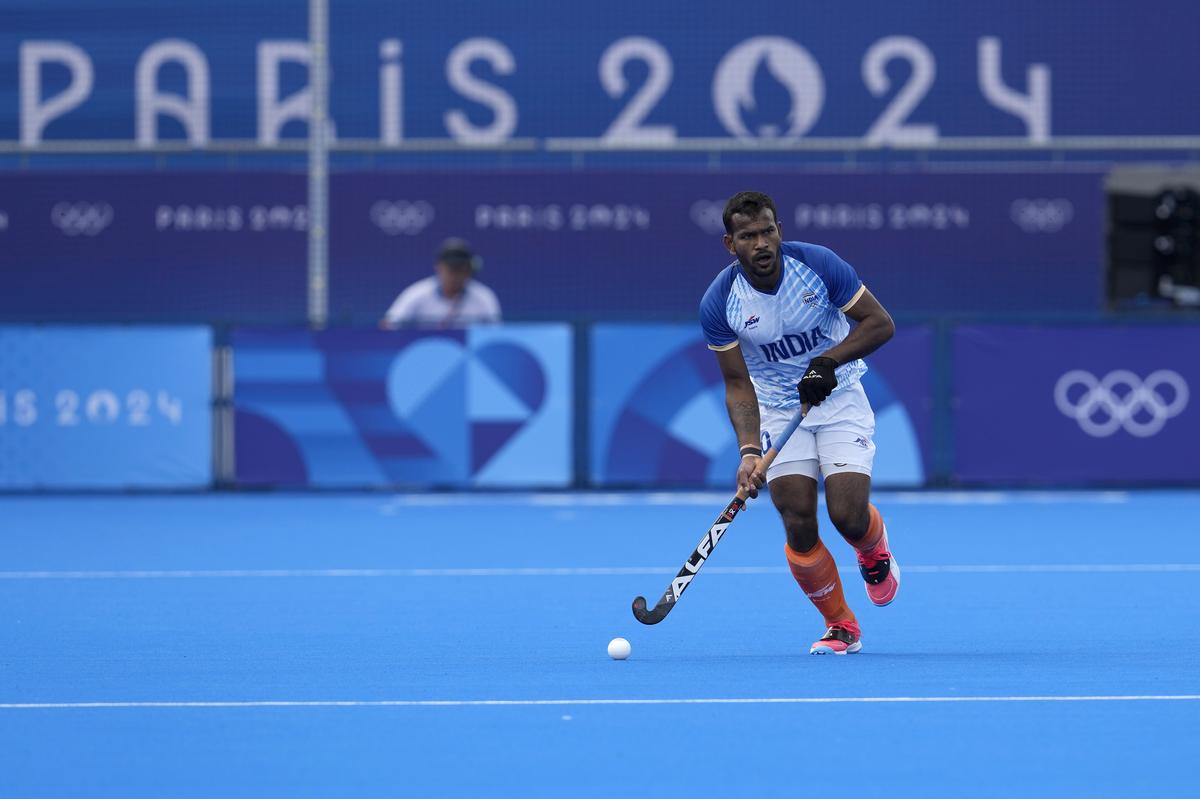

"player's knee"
[779, 508, 819, 553]
[827, 502, 870, 540]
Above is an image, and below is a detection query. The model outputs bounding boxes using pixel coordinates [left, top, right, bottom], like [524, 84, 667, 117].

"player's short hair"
[722, 191, 778, 234]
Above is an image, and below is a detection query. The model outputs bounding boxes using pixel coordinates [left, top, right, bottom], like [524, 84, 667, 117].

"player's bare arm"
[821, 287, 895, 365]
[716, 345, 766, 498]
[799, 288, 895, 407]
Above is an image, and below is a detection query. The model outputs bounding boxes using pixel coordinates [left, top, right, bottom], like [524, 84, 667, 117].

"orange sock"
[784, 540, 856, 626]
[846, 503, 885, 553]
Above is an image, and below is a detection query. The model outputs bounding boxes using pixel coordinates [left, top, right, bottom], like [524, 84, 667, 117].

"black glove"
[798, 356, 838, 406]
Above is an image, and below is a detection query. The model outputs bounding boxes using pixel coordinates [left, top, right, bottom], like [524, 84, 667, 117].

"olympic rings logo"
[689, 200, 727, 235]
[1011, 198, 1073, 233]
[51, 202, 114, 236]
[370, 200, 435, 236]
[1054, 369, 1189, 438]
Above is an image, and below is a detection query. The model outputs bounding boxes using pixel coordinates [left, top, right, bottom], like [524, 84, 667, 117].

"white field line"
[0, 563, 1197, 580]
[376, 490, 1132, 510]
[1, 695, 1198, 710]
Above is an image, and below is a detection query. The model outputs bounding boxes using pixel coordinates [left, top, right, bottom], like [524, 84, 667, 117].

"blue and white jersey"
[700, 241, 868, 411]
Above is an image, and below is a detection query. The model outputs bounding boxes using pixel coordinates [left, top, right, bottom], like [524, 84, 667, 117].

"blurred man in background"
[381, 238, 501, 328]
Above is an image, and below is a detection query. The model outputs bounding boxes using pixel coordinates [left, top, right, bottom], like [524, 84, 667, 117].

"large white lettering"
[136, 39, 210, 146]
[444, 38, 517, 144]
[258, 40, 319, 144]
[379, 39, 403, 145]
[599, 36, 676, 145]
[712, 36, 824, 139]
[978, 37, 1050, 142]
[10, 35, 1062, 147]
[20, 41, 93, 145]
[863, 36, 938, 145]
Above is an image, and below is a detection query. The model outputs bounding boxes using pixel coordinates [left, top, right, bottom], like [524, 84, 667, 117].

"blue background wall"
[2, 2, 1197, 489]
[0, 170, 1104, 322]
[2, 0, 1197, 142]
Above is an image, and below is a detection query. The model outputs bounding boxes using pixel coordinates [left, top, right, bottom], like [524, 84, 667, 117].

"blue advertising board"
[952, 324, 1200, 483]
[233, 325, 572, 487]
[0, 326, 212, 488]
[335, 170, 1104, 320]
[0, 172, 307, 323]
[590, 323, 931, 487]
[1, 1, 1197, 145]
[0, 170, 1104, 322]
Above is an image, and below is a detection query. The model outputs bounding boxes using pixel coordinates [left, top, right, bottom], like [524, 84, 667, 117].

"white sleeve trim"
[839, 284, 867, 313]
[707, 340, 740, 352]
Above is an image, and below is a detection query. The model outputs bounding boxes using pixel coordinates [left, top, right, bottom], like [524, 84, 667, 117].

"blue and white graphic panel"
[590, 324, 931, 487]
[232, 325, 571, 488]
[0, 326, 213, 488]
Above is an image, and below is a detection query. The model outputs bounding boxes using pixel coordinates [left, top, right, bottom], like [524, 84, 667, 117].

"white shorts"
[760, 382, 877, 482]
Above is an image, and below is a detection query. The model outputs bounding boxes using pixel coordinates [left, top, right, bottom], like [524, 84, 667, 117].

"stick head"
[631, 595, 670, 625]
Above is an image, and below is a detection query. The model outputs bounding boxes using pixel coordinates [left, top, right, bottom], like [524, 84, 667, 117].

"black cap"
[437, 238, 480, 271]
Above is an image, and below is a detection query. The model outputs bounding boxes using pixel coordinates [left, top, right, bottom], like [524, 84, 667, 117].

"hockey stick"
[631, 404, 808, 625]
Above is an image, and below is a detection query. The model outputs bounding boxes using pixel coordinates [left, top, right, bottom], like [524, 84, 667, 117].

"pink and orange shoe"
[857, 526, 900, 606]
[809, 619, 862, 655]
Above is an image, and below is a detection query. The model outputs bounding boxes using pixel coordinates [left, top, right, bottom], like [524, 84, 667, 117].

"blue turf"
[1, 492, 1198, 797]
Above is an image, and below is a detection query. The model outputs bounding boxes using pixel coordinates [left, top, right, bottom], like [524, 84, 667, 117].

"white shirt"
[700, 241, 867, 411]
[382, 276, 502, 328]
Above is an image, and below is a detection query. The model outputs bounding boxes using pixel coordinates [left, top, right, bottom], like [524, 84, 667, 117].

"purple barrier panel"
[0, 172, 307, 322]
[952, 324, 1200, 483]
[332, 170, 1104, 321]
[0, 170, 1101, 322]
